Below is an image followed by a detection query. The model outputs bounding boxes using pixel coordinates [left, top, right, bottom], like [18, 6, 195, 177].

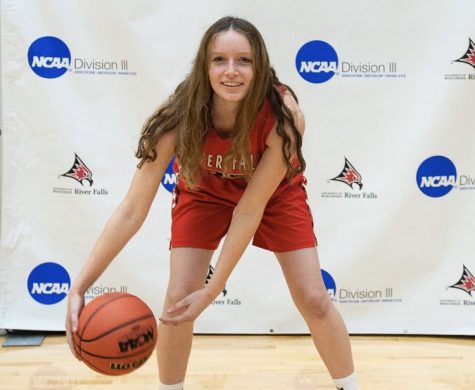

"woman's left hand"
[159, 287, 217, 325]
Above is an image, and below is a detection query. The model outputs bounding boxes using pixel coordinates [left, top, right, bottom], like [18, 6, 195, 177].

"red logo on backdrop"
[206, 265, 227, 297]
[455, 38, 475, 69]
[61, 154, 93, 185]
[449, 265, 475, 296]
[330, 157, 363, 190]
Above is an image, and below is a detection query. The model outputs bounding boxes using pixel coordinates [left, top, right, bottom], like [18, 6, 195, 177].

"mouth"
[221, 82, 244, 87]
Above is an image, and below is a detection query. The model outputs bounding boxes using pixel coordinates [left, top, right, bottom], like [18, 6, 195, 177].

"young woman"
[66, 16, 360, 390]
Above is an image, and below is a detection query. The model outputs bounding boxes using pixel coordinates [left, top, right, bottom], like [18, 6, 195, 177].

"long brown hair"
[136, 16, 305, 186]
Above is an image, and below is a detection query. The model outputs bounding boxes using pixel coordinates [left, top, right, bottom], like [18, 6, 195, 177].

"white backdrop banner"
[1, 0, 475, 335]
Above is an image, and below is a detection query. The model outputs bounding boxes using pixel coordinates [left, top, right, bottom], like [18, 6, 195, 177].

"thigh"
[275, 246, 326, 295]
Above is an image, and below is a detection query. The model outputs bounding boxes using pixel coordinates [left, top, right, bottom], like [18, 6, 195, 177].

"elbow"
[115, 201, 148, 232]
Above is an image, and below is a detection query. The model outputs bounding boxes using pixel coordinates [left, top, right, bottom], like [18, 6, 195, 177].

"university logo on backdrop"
[53, 153, 109, 196]
[28, 35, 136, 78]
[440, 265, 475, 307]
[61, 153, 93, 186]
[449, 265, 475, 297]
[207, 264, 244, 307]
[330, 158, 363, 190]
[454, 38, 475, 69]
[321, 157, 378, 200]
[444, 37, 475, 80]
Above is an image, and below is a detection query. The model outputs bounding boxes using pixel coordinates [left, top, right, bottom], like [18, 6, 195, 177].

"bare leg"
[156, 247, 214, 385]
[275, 246, 355, 379]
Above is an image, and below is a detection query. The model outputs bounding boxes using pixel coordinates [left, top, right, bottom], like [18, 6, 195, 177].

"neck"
[211, 95, 240, 132]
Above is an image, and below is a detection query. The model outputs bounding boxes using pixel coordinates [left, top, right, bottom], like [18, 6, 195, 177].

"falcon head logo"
[61, 154, 93, 186]
[331, 157, 363, 190]
[449, 265, 475, 296]
[206, 265, 227, 297]
[454, 38, 475, 69]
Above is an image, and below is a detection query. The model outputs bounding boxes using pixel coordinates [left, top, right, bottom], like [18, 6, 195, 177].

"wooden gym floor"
[0, 333, 474, 389]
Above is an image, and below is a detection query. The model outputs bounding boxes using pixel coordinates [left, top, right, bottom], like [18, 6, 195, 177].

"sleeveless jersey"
[173, 97, 304, 205]
[170, 89, 316, 252]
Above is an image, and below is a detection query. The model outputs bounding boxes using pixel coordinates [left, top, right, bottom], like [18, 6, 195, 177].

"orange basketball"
[73, 292, 157, 376]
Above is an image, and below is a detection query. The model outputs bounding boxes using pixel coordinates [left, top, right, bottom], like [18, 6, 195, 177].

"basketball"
[72, 292, 157, 376]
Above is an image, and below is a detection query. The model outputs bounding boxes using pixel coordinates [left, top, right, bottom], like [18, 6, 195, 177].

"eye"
[240, 57, 252, 64]
[212, 56, 225, 63]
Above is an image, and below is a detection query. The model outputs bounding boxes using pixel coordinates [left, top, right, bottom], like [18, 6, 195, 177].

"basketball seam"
[79, 354, 117, 375]
[78, 294, 134, 360]
[80, 351, 153, 376]
[79, 313, 156, 343]
[78, 345, 155, 360]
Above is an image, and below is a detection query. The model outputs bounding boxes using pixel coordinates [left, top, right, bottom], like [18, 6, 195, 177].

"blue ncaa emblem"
[295, 40, 338, 84]
[416, 155, 457, 198]
[161, 156, 177, 193]
[321, 269, 337, 299]
[27, 262, 71, 304]
[28, 36, 71, 78]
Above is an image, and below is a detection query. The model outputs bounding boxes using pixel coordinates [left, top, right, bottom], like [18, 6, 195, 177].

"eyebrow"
[210, 51, 252, 56]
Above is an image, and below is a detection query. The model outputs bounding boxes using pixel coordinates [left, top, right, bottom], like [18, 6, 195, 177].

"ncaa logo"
[296, 40, 338, 84]
[321, 269, 337, 299]
[28, 36, 71, 79]
[416, 155, 457, 198]
[27, 262, 71, 304]
[161, 156, 177, 193]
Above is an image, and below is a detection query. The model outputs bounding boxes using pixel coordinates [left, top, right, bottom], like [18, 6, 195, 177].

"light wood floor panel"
[1, 334, 474, 389]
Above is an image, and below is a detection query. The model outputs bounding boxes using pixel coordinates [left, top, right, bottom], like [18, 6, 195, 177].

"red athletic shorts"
[170, 173, 317, 252]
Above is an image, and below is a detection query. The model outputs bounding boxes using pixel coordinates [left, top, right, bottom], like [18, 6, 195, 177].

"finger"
[159, 318, 178, 326]
[159, 312, 178, 324]
[65, 322, 81, 361]
[159, 312, 190, 325]
[166, 299, 189, 313]
[66, 303, 82, 360]
[159, 314, 175, 325]
[158, 314, 180, 325]
[70, 314, 78, 333]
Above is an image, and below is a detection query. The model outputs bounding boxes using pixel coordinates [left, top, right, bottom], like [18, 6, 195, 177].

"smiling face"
[208, 29, 254, 106]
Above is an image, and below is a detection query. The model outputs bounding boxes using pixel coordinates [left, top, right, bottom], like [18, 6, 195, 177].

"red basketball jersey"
[170, 91, 316, 252]
[173, 97, 304, 204]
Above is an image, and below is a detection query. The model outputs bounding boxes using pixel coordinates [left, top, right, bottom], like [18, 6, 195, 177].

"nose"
[224, 60, 238, 76]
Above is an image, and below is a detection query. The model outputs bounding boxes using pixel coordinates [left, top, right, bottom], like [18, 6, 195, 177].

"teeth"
[222, 82, 242, 87]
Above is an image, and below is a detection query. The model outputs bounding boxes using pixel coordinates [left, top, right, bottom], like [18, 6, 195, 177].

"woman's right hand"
[65, 289, 85, 361]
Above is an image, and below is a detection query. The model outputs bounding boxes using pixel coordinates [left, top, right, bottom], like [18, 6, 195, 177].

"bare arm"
[71, 130, 177, 294]
[66, 130, 176, 357]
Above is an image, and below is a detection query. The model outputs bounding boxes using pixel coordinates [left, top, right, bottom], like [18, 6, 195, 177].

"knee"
[164, 285, 197, 309]
[296, 289, 332, 320]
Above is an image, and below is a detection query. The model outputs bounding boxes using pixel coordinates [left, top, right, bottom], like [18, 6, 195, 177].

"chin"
[225, 95, 245, 102]
[216, 93, 245, 103]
